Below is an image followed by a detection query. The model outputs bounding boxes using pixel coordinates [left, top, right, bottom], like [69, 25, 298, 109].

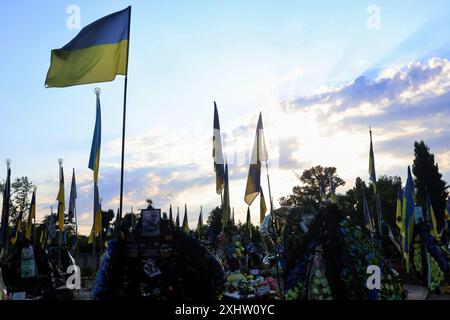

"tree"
[0, 176, 35, 227]
[412, 141, 448, 230]
[279, 166, 345, 208]
[206, 207, 222, 240]
[343, 176, 401, 232]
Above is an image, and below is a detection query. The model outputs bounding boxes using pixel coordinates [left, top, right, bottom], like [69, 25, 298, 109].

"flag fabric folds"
[369, 128, 377, 192]
[0, 165, 11, 249]
[222, 164, 231, 229]
[425, 189, 439, 240]
[169, 204, 173, 223]
[56, 164, 65, 231]
[25, 189, 36, 241]
[402, 166, 416, 272]
[213, 102, 225, 195]
[245, 113, 268, 206]
[182, 204, 189, 232]
[89, 91, 102, 236]
[45, 6, 131, 88]
[89, 91, 102, 184]
[363, 193, 375, 233]
[11, 211, 23, 245]
[68, 169, 77, 221]
[176, 207, 180, 228]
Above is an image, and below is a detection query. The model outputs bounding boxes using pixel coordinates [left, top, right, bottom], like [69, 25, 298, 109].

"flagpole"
[57, 159, 63, 268]
[118, 6, 132, 230]
[265, 160, 283, 298]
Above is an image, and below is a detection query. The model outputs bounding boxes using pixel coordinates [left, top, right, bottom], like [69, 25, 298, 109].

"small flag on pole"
[25, 189, 36, 241]
[0, 161, 11, 250]
[245, 113, 268, 206]
[246, 207, 252, 239]
[363, 193, 375, 233]
[169, 204, 173, 223]
[182, 204, 189, 232]
[11, 211, 23, 245]
[369, 127, 377, 193]
[45, 7, 131, 88]
[197, 206, 203, 233]
[402, 166, 416, 272]
[68, 169, 77, 222]
[425, 188, 439, 240]
[213, 102, 225, 195]
[176, 207, 180, 228]
[395, 185, 403, 235]
[56, 160, 65, 232]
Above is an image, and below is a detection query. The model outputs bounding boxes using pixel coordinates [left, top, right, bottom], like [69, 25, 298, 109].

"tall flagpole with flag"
[0, 160, 11, 257]
[68, 169, 78, 255]
[45, 6, 132, 246]
[369, 127, 382, 237]
[25, 188, 36, 244]
[56, 158, 65, 267]
[212, 102, 226, 233]
[89, 88, 102, 275]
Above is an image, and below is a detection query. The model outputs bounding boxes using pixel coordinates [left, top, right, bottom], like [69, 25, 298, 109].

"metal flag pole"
[118, 6, 132, 231]
[57, 159, 63, 269]
[265, 161, 283, 298]
[33, 187, 37, 248]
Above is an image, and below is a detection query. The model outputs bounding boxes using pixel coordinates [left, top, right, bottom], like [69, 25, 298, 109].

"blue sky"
[1, 1, 450, 234]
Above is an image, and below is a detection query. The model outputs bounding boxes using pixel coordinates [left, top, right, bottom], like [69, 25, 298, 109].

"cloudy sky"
[1, 1, 450, 234]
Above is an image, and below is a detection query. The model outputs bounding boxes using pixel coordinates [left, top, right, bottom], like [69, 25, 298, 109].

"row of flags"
[364, 128, 450, 273]
[167, 204, 204, 234]
[213, 104, 270, 234]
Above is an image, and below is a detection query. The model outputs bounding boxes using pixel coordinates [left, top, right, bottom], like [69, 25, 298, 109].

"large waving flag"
[403, 166, 416, 272]
[25, 189, 36, 241]
[213, 102, 225, 195]
[222, 164, 231, 229]
[368, 128, 377, 192]
[363, 193, 375, 233]
[45, 7, 131, 88]
[0, 164, 11, 249]
[93, 184, 102, 235]
[68, 169, 77, 222]
[245, 113, 268, 206]
[425, 189, 439, 240]
[56, 163, 65, 231]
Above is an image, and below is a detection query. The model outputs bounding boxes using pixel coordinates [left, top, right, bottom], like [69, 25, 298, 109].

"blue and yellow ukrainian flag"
[425, 189, 439, 240]
[11, 211, 23, 245]
[57, 165, 65, 231]
[89, 90, 102, 235]
[402, 166, 415, 272]
[369, 128, 377, 193]
[245, 113, 268, 206]
[46, 6, 131, 88]
[89, 90, 102, 184]
[213, 102, 225, 195]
